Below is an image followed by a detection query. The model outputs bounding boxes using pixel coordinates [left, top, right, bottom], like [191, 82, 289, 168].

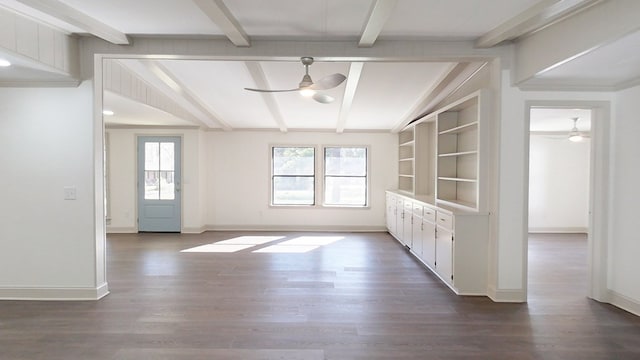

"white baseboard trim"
[487, 285, 526, 302]
[608, 290, 640, 316]
[106, 226, 137, 234]
[0, 283, 110, 301]
[203, 224, 387, 232]
[182, 227, 207, 234]
[528, 227, 588, 233]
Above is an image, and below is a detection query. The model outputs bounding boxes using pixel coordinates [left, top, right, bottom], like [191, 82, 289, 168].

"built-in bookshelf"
[436, 94, 483, 210]
[395, 89, 488, 212]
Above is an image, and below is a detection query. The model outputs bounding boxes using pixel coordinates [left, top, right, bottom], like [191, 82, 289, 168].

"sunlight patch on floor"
[180, 236, 285, 253]
[253, 236, 344, 253]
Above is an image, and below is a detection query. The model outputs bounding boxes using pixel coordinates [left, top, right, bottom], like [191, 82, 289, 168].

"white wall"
[610, 84, 640, 308]
[528, 135, 590, 232]
[0, 82, 105, 299]
[205, 131, 397, 230]
[106, 128, 205, 233]
[106, 129, 397, 232]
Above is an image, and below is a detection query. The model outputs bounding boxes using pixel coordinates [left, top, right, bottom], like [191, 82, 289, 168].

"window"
[324, 147, 367, 206]
[272, 146, 315, 205]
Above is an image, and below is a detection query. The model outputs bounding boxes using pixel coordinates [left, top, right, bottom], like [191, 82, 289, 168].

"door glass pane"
[160, 171, 175, 200]
[160, 142, 175, 171]
[145, 142, 160, 171]
[145, 170, 160, 200]
[144, 141, 176, 200]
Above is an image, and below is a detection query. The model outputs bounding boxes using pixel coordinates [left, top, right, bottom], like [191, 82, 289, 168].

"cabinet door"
[422, 219, 436, 268]
[412, 217, 423, 257]
[402, 206, 413, 248]
[436, 227, 453, 285]
[386, 195, 397, 235]
[396, 199, 404, 244]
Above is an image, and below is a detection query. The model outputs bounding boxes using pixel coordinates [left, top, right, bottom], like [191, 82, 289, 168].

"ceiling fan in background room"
[568, 117, 589, 142]
[244, 57, 346, 104]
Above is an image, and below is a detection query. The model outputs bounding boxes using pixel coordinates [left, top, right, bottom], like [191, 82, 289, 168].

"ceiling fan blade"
[313, 93, 335, 104]
[244, 87, 300, 93]
[310, 73, 347, 90]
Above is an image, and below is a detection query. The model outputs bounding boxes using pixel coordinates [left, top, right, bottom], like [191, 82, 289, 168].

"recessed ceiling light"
[0, 59, 11, 67]
[102, 110, 114, 116]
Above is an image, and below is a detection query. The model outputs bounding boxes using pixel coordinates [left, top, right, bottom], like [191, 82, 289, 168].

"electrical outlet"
[64, 186, 77, 200]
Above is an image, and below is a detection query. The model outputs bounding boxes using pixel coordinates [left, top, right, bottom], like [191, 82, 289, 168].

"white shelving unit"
[435, 91, 487, 212]
[387, 89, 490, 296]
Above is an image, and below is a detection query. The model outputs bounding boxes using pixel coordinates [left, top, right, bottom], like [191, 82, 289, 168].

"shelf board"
[438, 121, 478, 135]
[438, 150, 478, 157]
[399, 140, 415, 147]
[436, 198, 477, 211]
[438, 176, 477, 183]
[399, 174, 414, 178]
[399, 157, 414, 162]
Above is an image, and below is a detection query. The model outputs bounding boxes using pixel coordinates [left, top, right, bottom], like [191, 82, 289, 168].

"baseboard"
[106, 226, 137, 234]
[487, 285, 526, 302]
[202, 224, 387, 232]
[182, 226, 207, 234]
[528, 227, 588, 233]
[608, 290, 640, 316]
[0, 283, 110, 301]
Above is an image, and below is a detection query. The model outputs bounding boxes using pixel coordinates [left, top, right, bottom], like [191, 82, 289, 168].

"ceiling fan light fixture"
[299, 87, 316, 97]
[568, 117, 583, 142]
[0, 58, 11, 67]
[568, 131, 583, 142]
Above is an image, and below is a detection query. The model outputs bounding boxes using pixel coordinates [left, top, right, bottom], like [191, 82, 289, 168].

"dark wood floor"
[1, 231, 639, 359]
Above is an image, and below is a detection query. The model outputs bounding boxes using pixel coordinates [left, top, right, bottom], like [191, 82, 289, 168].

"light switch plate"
[64, 186, 76, 200]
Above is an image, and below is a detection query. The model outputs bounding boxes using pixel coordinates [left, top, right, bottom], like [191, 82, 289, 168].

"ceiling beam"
[193, 0, 250, 47]
[358, 0, 398, 48]
[15, 0, 130, 45]
[145, 61, 232, 131]
[243, 61, 287, 132]
[336, 62, 364, 133]
[476, 0, 603, 48]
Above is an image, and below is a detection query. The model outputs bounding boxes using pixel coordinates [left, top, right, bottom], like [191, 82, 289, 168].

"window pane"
[273, 176, 314, 205]
[145, 142, 159, 171]
[144, 170, 160, 200]
[160, 142, 175, 171]
[159, 171, 175, 200]
[325, 177, 366, 206]
[273, 147, 314, 175]
[325, 147, 366, 176]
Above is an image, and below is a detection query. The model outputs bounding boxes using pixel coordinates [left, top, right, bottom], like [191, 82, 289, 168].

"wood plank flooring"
[1, 231, 639, 359]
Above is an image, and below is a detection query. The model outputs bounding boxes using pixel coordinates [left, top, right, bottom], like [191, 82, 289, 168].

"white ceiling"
[0, 0, 638, 132]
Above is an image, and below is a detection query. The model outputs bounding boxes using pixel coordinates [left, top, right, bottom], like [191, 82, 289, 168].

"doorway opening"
[527, 107, 591, 302]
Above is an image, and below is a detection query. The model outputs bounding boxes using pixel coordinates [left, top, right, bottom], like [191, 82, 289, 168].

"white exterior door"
[137, 136, 181, 232]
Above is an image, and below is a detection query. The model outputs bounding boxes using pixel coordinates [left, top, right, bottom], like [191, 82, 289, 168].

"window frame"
[322, 145, 369, 208]
[270, 145, 317, 207]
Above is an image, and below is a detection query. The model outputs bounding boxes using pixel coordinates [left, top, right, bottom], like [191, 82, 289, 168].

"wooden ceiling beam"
[15, 0, 130, 45]
[193, 0, 250, 47]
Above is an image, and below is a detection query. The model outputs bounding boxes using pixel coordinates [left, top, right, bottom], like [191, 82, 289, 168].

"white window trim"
[268, 144, 371, 209]
[321, 145, 370, 208]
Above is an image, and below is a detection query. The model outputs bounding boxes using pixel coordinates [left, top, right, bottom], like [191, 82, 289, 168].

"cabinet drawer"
[412, 204, 423, 216]
[423, 207, 436, 222]
[436, 211, 453, 230]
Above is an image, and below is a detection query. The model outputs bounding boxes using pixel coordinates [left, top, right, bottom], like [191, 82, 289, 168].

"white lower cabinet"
[386, 191, 488, 296]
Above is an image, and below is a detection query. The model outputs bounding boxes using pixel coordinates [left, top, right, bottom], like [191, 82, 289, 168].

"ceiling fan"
[244, 57, 346, 104]
[568, 117, 589, 142]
